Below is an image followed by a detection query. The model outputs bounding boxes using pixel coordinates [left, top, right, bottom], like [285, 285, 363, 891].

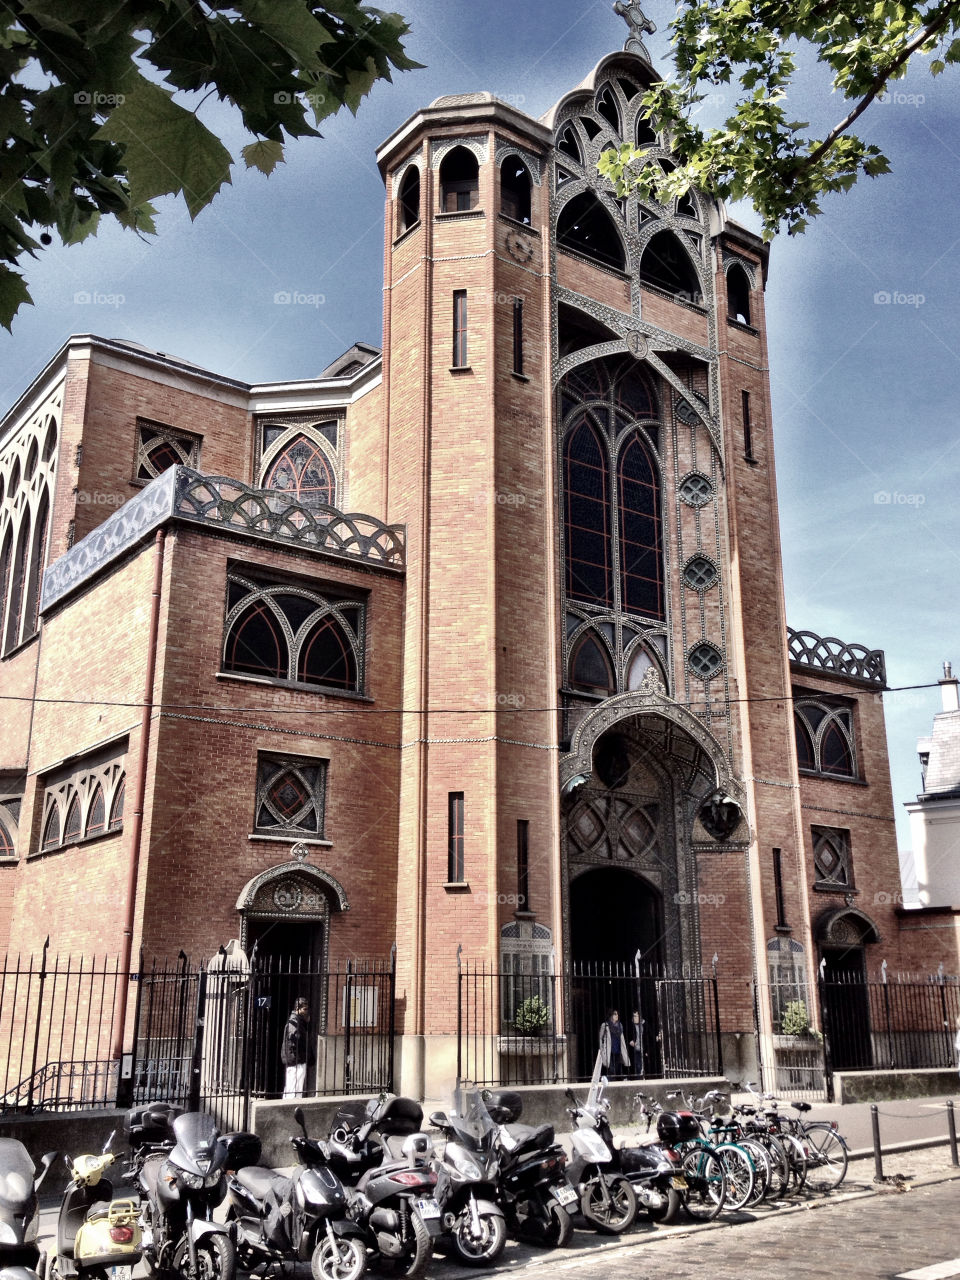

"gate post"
[26, 937, 50, 1114]
[711, 956, 723, 1076]
[116, 949, 144, 1109]
[456, 945, 463, 1085]
[188, 968, 206, 1113]
[343, 960, 354, 1093]
[388, 944, 397, 1093]
[816, 962, 834, 1102]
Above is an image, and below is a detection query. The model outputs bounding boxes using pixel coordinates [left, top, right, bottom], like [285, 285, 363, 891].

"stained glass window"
[255, 756, 325, 836]
[263, 434, 335, 507]
[564, 419, 612, 608]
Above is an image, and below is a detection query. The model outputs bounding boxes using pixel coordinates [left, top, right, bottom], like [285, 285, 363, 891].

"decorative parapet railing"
[42, 466, 405, 612]
[787, 627, 886, 688]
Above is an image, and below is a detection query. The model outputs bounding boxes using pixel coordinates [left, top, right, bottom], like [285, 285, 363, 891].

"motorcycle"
[427, 1087, 506, 1266]
[53, 1137, 143, 1280]
[225, 1115, 365, 1280]
[562, 1074, 638, 1234]
[297, 1095, 441, 1279]
[482, 1090, 578, 1248]
[0, 1139, 56, 1280]
[137, 1112, 235, 1280]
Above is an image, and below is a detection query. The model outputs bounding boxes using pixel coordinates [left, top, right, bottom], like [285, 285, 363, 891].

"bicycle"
[744, 1084, 848, 1193]
[645, 1093, 728, 1221]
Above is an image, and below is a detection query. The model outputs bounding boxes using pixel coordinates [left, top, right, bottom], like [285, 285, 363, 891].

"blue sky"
[1, 0, 957, 867]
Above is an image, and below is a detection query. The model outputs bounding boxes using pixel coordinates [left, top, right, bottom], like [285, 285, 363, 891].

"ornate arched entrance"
[816, 907, 881, 1070]
[235, 852, 349, 1095]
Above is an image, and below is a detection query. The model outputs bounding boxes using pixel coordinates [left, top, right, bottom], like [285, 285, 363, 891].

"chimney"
[940, 660, 960, 712]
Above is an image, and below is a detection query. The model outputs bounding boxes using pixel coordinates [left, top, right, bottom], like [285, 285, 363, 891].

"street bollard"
[871, 1103, 884, 1183]
[948, 1100, 959, 1168]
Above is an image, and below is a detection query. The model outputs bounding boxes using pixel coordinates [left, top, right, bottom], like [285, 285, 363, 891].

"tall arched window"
[439, 146, 479, 212]
[500, 157, 532, 224]
[570, 632, 615, 694]
[618, 433, 663, 619]
[0, 528, 11, 653]
[263, 434, 335, 507]
[727, 263, 752, 324]
[561, 358, 663, 626]
[23, 488, 49, 635]
[564, 418, 612, 608]
[557, 193, 626, 271]
[639, 230, 701, 302]
[397, 165, 420, 233]
[3, 520, 29, 656]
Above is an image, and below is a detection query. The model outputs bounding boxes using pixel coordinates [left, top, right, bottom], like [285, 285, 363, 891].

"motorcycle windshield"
[0, 1140, 34, 1209]
[170, 1112, 222, 1175]
[585, 1050, 605, 1109]
[450, 1087, 498, 1153]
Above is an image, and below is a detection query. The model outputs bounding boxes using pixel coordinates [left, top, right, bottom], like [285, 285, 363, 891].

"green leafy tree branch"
[0, 0, 420, 329]
[598, 0, 960, 238]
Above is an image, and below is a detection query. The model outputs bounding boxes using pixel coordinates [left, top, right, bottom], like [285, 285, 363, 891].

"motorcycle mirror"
[293, 1106, 308, 1136]
[428, 1111, 448, 1129]
[102, 1129, 116, 1153]
[600, 1075, 609, 1088]
[35, 1151, 58, 1191]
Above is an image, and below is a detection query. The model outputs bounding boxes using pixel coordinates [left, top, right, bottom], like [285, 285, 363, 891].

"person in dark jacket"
[599, 1008, 630, 1078]
[281, 997, 313, 1098]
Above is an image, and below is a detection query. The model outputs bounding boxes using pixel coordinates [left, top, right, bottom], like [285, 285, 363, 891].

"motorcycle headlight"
[0, 1220, 18, 1245]
[204, 1172, 221, 1188]
[448, 1147, 482, 1181]
[180, 1171, 204, 1191]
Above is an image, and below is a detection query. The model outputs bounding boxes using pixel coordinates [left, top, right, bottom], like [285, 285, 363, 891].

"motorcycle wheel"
[398, 1210, 431, 1280]
[645, 1186, 681, 1225]
[580, 1176, 637, 1234]
[450, 1210, 507, 1266]
[311, 1235, 366, 1280]
[172, 1235, 236, 1280]
[540, 1203, 573, 1249]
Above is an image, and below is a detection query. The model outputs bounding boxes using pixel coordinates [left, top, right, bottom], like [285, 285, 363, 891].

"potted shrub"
[513, 995, 550, 1036]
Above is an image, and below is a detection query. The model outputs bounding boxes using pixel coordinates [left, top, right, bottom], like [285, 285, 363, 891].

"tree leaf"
[241, 138, 285, 175]
[0, 266, 32, 330]
[94, 73, 233, 219]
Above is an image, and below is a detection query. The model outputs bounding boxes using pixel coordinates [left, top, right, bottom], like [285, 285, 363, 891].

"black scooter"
[0, 1139, 56, 1280]
[137, 1112, 236, 1280]
[483, 1090, 578, 1248]
[297, 1095, 442, 1280]
[225, 1116, 365, 1280]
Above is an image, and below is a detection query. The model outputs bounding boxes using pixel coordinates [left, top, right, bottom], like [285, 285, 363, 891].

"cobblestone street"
[429, 1151, 960, 1280]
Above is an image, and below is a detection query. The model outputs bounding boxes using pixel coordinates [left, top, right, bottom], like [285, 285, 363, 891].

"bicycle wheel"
[737, 1139, 772, 1206]
[714, 1144, 755, 1212]
[761, 1135, 791, 1199]
[802, 1123, 849, 1192]
[679, 1146, 726, 1222]
[780, 1132, 807, 1192]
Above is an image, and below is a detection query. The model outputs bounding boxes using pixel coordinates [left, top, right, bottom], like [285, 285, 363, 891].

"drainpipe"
[111, 527, 165, 1058]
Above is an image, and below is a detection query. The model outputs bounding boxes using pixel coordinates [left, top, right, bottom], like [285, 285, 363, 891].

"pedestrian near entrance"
[599, 1008, 630, 1078]
[281, 997, 313, 1098]
[628, 1010, 645, 1077]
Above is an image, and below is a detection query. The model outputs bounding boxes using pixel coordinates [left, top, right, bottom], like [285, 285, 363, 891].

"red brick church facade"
[0, 24, 947, 1095]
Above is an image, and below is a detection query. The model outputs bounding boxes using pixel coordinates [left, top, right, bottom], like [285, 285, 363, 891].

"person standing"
[281, 997, 313, 1098]
[628, 1010, 645, 1077]
[599, 1008, 630, 1078]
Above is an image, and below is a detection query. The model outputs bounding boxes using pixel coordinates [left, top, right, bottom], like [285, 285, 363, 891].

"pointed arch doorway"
[569, 866, 664, 1079]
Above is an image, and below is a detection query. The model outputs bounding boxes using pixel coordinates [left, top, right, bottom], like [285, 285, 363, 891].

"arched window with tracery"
[564, 418, 612, 608]
[794, 698, 857, 779]
[560, 357, 663, 630]
[23, 488, 49, 635]
[263, 434, 336, 507]
[223, 572, 364, 694]
[618, 432, 663, 619]
[86, 785, 106, 837]
[570, 632, 615, 694]
[726, 262, 752, 324]
[639, 230, 702, 302]
[557, 193, 626, 272]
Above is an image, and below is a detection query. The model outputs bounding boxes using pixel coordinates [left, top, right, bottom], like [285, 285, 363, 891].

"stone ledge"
[834, 1067, 960, 1104]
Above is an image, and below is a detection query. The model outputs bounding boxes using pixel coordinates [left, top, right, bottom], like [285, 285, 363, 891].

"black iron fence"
[758, 974, 960, 1101]
[457, 953, 723, 1087]
[0, 946, 396, 1126]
